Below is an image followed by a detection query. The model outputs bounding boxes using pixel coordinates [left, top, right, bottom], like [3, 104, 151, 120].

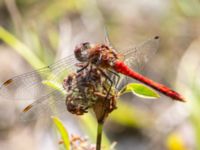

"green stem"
[96, 122, 103, 150]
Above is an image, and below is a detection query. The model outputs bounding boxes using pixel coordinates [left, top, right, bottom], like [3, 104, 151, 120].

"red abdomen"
[114, 61, 185, 102]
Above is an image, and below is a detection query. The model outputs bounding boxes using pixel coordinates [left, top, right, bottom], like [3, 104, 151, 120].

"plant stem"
[96, 122, 103, 150]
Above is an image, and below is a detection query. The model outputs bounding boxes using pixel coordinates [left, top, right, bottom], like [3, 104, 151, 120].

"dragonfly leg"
[95, 54, 103, 66]
[98, 68, 113, 100]
[77, 62, 89, 73]
[108, 70, 120, 88]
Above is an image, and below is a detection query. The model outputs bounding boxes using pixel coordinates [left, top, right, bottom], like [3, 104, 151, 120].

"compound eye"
[81, 42, 91, 55]
[74, 42, 91, 62]
[82, 42, 90, 49]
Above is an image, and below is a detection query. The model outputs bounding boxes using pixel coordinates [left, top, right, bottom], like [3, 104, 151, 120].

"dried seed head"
[63, 65, 118, 120]
[93, 91, 118, 123]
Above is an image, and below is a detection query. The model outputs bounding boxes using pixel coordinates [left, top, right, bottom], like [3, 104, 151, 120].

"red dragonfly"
[0, 35, 185, 121]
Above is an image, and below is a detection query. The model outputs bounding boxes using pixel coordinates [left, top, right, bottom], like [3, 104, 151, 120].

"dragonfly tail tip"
[174, 96, 186, 102]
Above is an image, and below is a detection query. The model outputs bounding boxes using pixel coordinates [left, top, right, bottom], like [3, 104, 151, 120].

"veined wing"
[118, 36, 160, 71]
[19, 75, 94, 122]
[19, 90, 67, 122]
[115, 36, 159, 89]
[0, 54, 78, 100]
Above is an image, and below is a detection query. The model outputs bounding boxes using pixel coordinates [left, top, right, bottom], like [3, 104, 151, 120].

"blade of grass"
[42, 80, 65, 94]
[0, 26, 45, 68]
[52, 116, 70, 150]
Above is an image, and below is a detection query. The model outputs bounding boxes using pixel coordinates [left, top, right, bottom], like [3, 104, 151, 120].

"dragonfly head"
[74, 42, 91, 62]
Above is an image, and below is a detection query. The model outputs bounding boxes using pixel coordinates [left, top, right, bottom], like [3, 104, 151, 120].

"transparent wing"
[116, 36, 160, 89]
[104, 26, 113, 47]
[118, 36, 160, 71]
[0, 54, 78, 100]
[19, 78, 93, 122]
[19, 90, 67, 122]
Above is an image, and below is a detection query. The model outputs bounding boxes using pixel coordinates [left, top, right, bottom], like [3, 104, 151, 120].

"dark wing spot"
[154, 36, 159, 39]
[23, 104, 33, 112]
[3, 79, 13, 86]
[58, 140, 64, 145]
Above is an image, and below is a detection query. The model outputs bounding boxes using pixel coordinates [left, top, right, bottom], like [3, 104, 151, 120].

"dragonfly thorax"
[89, 44, 119, 68]
[75, 42, 119, 68]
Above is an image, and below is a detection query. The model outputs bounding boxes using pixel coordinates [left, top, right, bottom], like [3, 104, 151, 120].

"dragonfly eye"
[82, 42, 90, 49]
[75, 42, 91, 62]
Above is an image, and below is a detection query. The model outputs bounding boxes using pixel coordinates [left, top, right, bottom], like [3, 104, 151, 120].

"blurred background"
[0, 0, 200, 150]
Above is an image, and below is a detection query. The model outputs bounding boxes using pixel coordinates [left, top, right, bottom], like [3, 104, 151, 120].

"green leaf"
[52, 116, 70, 150]
[120, 83, 160, 99]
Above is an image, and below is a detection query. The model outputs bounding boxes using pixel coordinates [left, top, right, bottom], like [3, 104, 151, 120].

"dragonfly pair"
[0, 35, 185, 122]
